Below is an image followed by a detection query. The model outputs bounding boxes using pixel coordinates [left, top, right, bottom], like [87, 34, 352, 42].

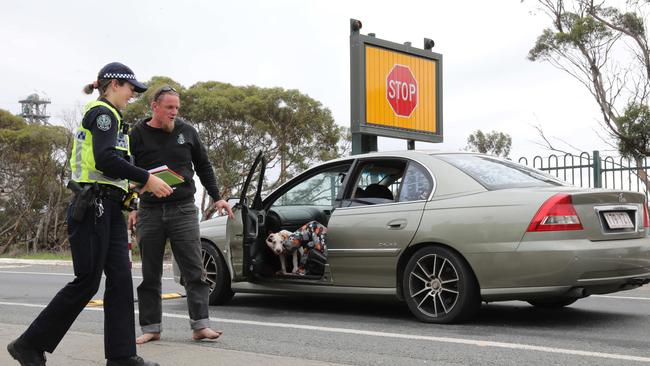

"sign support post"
[350, 19, 377, 154]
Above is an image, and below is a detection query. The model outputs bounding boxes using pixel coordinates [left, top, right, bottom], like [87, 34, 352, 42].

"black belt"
[80, 183, 127, 204]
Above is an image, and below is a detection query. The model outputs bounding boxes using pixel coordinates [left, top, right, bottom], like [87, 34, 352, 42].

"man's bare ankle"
[136, 333, 161, 344]
[192, 328, 222, 340]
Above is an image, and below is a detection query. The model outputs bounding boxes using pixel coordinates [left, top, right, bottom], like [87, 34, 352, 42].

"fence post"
[593, 150, 602, 188]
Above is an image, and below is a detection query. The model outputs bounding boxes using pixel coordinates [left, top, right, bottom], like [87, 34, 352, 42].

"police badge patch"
[96, 114, 112, 131]
[116, 133, 129, 150]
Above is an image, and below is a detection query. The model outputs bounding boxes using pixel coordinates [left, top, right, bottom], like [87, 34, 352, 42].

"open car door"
[225, 151, 266, 281]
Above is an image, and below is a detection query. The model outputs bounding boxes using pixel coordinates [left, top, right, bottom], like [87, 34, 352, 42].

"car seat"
[364, 184, 393, 200]
[354, 186, 366, 198]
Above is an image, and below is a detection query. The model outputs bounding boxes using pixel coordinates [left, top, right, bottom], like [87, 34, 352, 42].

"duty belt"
[80, 183, 127, 204]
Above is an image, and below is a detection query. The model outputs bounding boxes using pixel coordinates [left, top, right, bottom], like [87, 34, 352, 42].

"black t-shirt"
[129, 117, 221, 204]
[82, 99, 150, 185]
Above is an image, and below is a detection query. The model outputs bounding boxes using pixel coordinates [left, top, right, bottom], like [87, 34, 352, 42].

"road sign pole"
[407, 140, 415, 150]
[350, 19, 364, 155]
[352, 133, 377, 155]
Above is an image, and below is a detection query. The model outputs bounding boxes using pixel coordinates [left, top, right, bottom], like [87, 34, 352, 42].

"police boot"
[106, 355, 159, 366]
[7, 337, 46, 366]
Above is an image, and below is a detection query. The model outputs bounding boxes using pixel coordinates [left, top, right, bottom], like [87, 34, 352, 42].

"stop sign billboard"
[386, 65, 418, 117]
[351, 36, 442, 147]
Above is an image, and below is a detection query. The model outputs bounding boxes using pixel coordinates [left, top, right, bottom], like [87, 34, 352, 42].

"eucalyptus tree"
[528, 0, 650, 186]
[465, 130, 512, 157]
[0, 109, 71, 252]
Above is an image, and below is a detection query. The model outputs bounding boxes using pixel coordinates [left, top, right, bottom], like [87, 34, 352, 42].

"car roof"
[323, 150, 483, 164]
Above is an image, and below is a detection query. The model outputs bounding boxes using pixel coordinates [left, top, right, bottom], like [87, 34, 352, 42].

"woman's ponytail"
[82, 80, 106, 96]
[82, 83, 95, 94]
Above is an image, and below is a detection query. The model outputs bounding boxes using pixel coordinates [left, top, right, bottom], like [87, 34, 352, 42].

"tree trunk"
[201, 189, 217, 222]
[33, 216, 44, 254]
[279, 136, 288, 185]
[53, 185, 65, 248]
[42, 192, 53, 248]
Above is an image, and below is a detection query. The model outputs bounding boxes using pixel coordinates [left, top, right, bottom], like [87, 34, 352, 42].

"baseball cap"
[97, 62, 148, 93]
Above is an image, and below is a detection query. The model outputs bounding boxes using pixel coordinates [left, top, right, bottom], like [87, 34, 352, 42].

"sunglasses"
[153, 85, 178, 101]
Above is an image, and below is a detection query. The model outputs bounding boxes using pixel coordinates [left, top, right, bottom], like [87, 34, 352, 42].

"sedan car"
[173, 150, 650, 323]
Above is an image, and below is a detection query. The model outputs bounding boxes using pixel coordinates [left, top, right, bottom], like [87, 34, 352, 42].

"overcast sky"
[1, 0, 612, 160]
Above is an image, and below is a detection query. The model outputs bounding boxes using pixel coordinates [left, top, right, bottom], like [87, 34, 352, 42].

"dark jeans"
[21, 198, 136, 360]
[136, 200, 210, 332]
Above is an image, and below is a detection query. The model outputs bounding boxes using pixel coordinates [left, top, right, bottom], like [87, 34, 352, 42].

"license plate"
[603, 212, 634, 229]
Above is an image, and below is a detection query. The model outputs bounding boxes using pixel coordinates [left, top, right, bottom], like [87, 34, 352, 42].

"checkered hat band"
[101, 73, 136, 80]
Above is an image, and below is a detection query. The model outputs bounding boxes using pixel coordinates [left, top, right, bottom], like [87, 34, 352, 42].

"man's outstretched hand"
[213, 199, 234, 219]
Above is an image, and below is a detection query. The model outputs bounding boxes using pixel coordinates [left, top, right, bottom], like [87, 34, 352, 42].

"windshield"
[435, 154, 568, 190]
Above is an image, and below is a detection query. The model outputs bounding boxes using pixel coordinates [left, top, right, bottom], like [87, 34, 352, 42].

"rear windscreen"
[436, 154, 568, 190]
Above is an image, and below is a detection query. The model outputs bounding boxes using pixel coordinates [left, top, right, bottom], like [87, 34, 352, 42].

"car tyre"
[201, 240, 234, 305]
[402, 246, 480, 323]
[527, 298, 579, 308]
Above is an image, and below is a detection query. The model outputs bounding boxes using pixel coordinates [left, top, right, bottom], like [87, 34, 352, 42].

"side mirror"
[338, 172, 347, 184]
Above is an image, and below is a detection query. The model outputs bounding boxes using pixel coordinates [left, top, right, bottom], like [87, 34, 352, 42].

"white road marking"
[0, 301, 49, 309]
[0, 301, 648, 363]
[593, 294, 650, 300]
[0, 258, 72, 266]
[0, 258, 171, 270]
[0, 270, 173, 280]
[0, 271, 74, 277]
[0, 265, 30, 269]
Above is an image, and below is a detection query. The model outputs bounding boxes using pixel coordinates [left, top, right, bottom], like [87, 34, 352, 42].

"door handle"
[387, 219, 407, 230]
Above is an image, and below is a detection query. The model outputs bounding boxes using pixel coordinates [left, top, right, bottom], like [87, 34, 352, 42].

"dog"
[265, 230, 301, 274]
[266, 221, 328, 275]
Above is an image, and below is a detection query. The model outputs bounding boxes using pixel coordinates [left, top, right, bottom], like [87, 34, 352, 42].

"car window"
[398, 162, 433, 202]
[344, 160, 406, 206]
[436, 154, 567, 190]
[271, 164, 350, 207]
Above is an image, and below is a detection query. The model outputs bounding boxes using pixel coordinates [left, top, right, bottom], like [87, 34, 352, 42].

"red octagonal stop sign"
[386, 65, 418, 117]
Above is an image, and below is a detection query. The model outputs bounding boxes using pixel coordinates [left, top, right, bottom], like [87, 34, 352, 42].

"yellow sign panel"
[365, 45, 437, 134]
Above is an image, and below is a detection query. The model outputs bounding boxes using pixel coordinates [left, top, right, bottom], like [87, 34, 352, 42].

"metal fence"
[517, 151, 650, 202]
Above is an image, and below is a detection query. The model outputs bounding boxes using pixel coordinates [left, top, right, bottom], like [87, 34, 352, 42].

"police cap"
[97, 62, 148, 93]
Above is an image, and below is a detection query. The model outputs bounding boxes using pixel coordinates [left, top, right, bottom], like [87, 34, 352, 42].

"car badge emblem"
[618, 193, 626, 203]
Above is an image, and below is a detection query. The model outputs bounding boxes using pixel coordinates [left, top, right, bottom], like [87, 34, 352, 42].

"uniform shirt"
[83, 99, 150, 185]
[129, 117, 221, 204]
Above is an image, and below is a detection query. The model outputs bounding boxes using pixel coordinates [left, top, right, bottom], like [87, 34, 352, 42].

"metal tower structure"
[19, 93, 51, 125]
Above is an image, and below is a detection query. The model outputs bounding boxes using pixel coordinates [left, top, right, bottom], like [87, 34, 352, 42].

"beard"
[162, 119, 175, 133]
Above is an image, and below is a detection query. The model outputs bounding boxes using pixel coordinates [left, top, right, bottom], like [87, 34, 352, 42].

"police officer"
[7, 62, 173, 366]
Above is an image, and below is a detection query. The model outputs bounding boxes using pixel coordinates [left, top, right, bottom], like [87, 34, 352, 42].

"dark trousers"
[136, 200, 210, 333]
[21, 198, 136, 360]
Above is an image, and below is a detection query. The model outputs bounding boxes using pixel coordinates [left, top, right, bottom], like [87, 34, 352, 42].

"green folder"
[152, 170, 185, 186]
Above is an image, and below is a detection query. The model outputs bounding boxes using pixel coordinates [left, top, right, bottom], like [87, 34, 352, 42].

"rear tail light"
[643, 200, 649, 228]
[527, 194, 583, 232]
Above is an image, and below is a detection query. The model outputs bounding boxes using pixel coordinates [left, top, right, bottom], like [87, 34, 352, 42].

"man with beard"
[128, 85, 233, 344]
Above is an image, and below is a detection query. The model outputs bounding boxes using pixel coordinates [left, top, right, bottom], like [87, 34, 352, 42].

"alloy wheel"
[201, 247, 218, 293]
[407, 253, 460, 318]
